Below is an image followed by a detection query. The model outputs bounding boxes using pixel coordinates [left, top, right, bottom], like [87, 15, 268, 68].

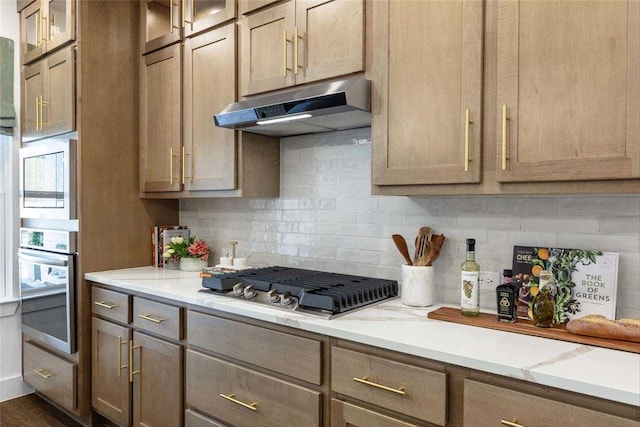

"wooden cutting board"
[427, 307, 640, 354]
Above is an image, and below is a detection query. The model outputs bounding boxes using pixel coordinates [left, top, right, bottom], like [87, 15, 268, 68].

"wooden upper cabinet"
[141, 44, 182, 192]
[497, 0, 640, 182]
[295, 0, 364, 85]
[372, 0, 483, 186]
[20, 0, 74, 65]
[240, 0, 365, 96]
[21, 46, 75, 143]
[92, 318, 132, 427]
[239, 0, 280, 15]
[184, 0, 237, 38]
[240, 0, 295, 96]
[141, 0, 182, 54]
[184, 24, 238, 191]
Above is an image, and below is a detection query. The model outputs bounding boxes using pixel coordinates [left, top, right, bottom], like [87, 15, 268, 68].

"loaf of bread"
[566, 315, 640, 343]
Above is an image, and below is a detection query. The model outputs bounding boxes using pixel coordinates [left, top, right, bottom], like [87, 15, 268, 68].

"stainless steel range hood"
[214, 75, 370, 137]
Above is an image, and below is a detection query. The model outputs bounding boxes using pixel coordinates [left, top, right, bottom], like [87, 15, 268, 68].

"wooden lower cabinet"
[331, 399, 422, 427]
[185, 349, 321, 427]
[463, 380, 640, 427]
[185, 409, 229, 427]
[91, 317, 183, 427]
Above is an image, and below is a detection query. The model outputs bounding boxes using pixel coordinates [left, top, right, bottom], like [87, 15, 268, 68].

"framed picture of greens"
[512, 246, 618, 323]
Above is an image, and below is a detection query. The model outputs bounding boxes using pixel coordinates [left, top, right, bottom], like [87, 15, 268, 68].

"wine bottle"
[461, 238, 480, 316]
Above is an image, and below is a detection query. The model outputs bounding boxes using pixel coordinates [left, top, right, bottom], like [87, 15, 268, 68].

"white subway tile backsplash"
[180, 128, 640, 319]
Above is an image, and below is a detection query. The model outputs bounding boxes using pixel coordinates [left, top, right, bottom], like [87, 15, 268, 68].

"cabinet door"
[22, 60, 45, 142]
[141, 44, 182, 192]
[371, 0, 483, 186]
[43, 47, 75, 138]
[184, 0, 236, 38]
[239, 0, 280, 15]
[44, 0, 75, 54]
[20, 0, 45, 65]
[132, 332, 183, 427]
[92, 318, 132, 427]
[141, 0, 182, 54]
[295, 0, 364, 85]
[496, 0, 640, 182]
[331, 399, 421, 427]
[239, 0, 295, 96]
[184, 24, 237, 191]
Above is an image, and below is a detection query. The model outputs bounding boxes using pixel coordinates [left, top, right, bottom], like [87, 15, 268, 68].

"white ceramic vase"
[179, 257, 207, 272]
[400, 264, 434, 307]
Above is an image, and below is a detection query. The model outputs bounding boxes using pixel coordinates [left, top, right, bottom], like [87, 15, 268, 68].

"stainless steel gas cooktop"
[200, 266, 398, 319]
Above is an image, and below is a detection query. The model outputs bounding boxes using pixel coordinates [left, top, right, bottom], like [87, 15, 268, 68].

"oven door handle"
[18, 253, 69, 267]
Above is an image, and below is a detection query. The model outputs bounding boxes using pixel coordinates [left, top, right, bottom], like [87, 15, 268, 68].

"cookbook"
[512, 246, 618, 322]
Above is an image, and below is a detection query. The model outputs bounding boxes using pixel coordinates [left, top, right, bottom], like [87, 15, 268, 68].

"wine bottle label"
[461, 271, 480, 309]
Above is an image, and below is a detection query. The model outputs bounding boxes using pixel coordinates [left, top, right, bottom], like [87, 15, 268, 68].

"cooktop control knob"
[243, 285, 257, 299]
[267, 289, 280, 303]
[232, 283, 244, 297]
[280, 291, 293, 306]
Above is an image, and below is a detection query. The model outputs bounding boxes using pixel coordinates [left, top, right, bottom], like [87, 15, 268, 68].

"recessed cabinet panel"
[331, 399, 421, 427]
[295, 0, 364, 85]
[141, 44, 182, 192]
[372, 0, 483, 186]
[44, 48, 75, 137]
[184, 0, 237, 37]
[496, 0, 640, 182]
[22, 61, 45, 140]
[184, 24, 237, 191]
[142, 0, 182, 54]
[240, 0, 295, 96]
[21, 1, 44, 64]
[20, 0, 74, 65]
[45, 0, 74, 54]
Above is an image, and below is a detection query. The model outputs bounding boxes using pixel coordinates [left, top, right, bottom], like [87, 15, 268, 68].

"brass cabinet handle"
[129, 340, 140, 383]
[39, 96, 49, 127]
[117, 336, 128, 376]
[501, 104, 509, 170]
[41, 15, 48, 42]
[294, 26, 302, 75]
[283, 29, 288, 77]
[182, 0, 185, 28]
[33, 369, 54, 379]
[138, 313, 165, 323]
[501, 420, 525, 427]
[35, 11, 41, 47]
[35, 97, 40, 131]
[464, 108, 473, 171]
[170, 147, 179, 185]
[219, 393, 257, 411]
[169, 0, 174, 33]
[94, 300, 117, 309]
[352, 376, 406, 395]
[182, 146, 190, 184]
[191, 0, 195, 31]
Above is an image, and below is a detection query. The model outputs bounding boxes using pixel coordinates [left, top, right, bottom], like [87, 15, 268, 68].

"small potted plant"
[162, 236, 210, 272]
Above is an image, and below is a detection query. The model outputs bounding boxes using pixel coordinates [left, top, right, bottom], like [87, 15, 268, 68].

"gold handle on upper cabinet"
[117, 336, 128, 376]
[283, 29, 288, 77]
[169, 0, 180, 32]
[501, 420, 525, 427]
[181, 0, 186, 28]
[170, 147, 179, 185]
[182, 146, 190, 184]
[353, 377, 406, 395]
[33, 369, 54, 379]
[191, 0, 194, 31]
[35, 12, 41, 47]
[40, 96, 49, 128]
[138, 313, 165, 323]
[219, 393, 258, 411]
[41, 15, 48, 42]
[94, 300, 117, 309]
[129, 340, 140, 383]
[294, 26, 302, 75]
[35, 97, 40, 131]
[464, 108, 473, 172]
[501, 104, 509, 170]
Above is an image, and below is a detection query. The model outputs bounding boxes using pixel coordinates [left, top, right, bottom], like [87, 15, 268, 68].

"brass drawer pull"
[94, 300, 118, 309]
[138, 313, 165, 323]
[33, 369, 54, 379]
[219, 393, 257, 411]
[353, 376, 406, 395]
[501, 419, 525, 427]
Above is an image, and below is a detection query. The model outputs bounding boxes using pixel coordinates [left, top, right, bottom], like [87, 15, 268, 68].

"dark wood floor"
[0, 394, 82, 427]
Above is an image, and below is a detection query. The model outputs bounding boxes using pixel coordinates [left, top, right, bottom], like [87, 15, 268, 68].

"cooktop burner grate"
[202, 266, 398, 314]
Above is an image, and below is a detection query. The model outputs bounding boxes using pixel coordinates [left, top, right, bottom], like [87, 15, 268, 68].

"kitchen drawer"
[331, 347, 446, 426]
[331, 399, 423, 427]
[463, 379, 640, 427]
[133, 296, 182, 340]
[187, 310, 322, 384]
[92, 287, 131, 324]
[23, 341, 77, 411]
[186, 349, 321, 427]
[185, 409, 229, 427]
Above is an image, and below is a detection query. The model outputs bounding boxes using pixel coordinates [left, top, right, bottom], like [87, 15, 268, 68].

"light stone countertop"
[85, 266, 640, 407]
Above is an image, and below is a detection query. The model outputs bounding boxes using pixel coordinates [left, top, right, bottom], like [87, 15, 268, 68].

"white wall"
[181, 128, 640, 319]
[0, 0, 32, 402]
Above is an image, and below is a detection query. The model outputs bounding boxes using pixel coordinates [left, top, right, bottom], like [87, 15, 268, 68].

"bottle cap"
[503, 269, 513, 277]
[466, 238, 475, 250]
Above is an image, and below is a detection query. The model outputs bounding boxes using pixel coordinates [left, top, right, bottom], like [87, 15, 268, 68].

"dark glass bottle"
[532, 270, 555, 328]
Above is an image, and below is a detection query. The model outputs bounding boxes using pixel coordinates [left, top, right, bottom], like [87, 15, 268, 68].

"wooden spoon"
[392, 234, 413, 266]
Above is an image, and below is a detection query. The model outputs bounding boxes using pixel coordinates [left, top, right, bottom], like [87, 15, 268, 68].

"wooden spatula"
[392, 234, 413, 266]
